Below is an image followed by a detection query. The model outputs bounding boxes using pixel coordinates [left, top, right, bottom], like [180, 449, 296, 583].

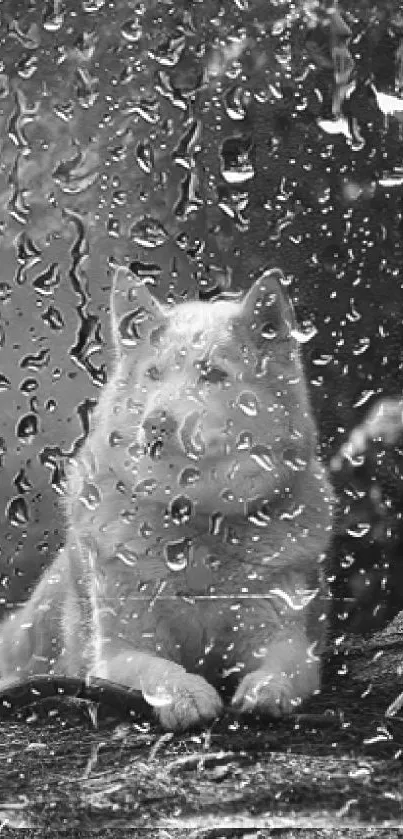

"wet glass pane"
[0, 0, 402, 830]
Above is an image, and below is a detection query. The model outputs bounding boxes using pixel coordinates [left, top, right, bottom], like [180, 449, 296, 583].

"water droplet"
[290, 323, 318, 344]
[79, 481, 101, 510]
[179, 411, 205, 459]
[130, 216, 169, 248]
[220, 136, 254, 184]
[42, 305, 64, 330]
[0, 374, 11, 392]
[209, 512, 224, 536]
[20, 349, 50, 371]
[32, 263, 61, 295]
[108, 430, 124, 447]
[170, 495, 193, 525]
[237, 391, 259, 417]
[14, 467, 32, 493]
[250, 445, 274, 472]
[134, 479, 158, 496]
[17, 53, 38, 79]
[224, 85, 250, 121]
[139, 520, 153, 538]
[121, 17, 142, 43]
[0, 73, 9, 98]
[346, 523, 371, 538]
[82, 0, 105, 12]
[165, 538, 191, 572]
[135, 140, 154, 174]
[115, 543, 138, 566]
[16, 413, 39, 443]
[0, 283, 12, 303]
[53, 146, 99, 193]
[6, 496, 30, 527]
[42, 0, 65, 31]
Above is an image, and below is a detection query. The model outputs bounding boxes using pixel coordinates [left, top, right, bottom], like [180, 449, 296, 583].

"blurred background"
[0, 0, 402, 637]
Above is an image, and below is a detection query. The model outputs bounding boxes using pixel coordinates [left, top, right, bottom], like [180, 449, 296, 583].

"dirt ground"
[1, 615, 403, 834]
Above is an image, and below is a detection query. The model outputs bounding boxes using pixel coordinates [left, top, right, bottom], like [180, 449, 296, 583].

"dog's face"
[108, 267, 316, 507]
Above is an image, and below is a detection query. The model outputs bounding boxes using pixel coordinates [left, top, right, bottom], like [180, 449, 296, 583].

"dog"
[0, 266, 334, 730]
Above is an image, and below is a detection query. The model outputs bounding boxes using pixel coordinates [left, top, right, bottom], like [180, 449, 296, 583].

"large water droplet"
[165, 538, 191, 571]
[32, 263, 61, 295]
[220, 136, 254, 184]
[16, 413, 39, 443]
[170, 495, 193, 525]
[130, 217, 169, 248]
[250, 445, 274, 472]
[6, 496, 30, 527]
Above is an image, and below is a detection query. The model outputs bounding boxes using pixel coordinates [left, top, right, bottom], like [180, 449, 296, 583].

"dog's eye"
[199, 366, 228, 384]
[146, 366, 161, 381]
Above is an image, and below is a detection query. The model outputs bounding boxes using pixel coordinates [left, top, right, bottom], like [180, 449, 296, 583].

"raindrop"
[0, 73, 9, 98]
[179, 412, 205, 459]
[16, 413, 39, 443]
[6, 496, 30, 527]
[14, 468, 32, 493]
[20, 378, 39, 394]
[17, 54, 38, 79]
[250, 445, 274, 472]
[130, 216, 169, 248]
[165, 537, 191, 572]
[179, 466, 201, 487]
[82, 0, 105, 12]
[346, 523, 371, 538]
[135, 140, 154, 174]
[20, 348, 50, 370]
[134, 479, 158, 496]
[53, 148, 99, 193]
[75, 68, 99, 109]
[108, 430, 125, 447]
[42, 305, 64, 330]
[115, 543, 138, 566]
[290, 323, 318, 343]
[118, 307, 151, 345]
[224, 85, 250, 121]
[237, 391, 259, 417]
[220, 136, 254, 184]
[121, 17, 142, 43]
[0, 283, 12, 303]
[139, 520, 153, 538]
[170, 495, 193, 525]
[32, 263, 61, 295]
[209, 512, 224, 536]
[79, 480, 101, 510]
[42, 0, 65, 31]
[0, 374, 11, 392]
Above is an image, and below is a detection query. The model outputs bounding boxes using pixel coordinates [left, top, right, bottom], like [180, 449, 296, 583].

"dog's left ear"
[110, 266, 167, 353]
[240, 268, 297, 344]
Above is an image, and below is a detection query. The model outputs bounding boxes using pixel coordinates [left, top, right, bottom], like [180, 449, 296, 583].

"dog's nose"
[142, 409, 178, 441]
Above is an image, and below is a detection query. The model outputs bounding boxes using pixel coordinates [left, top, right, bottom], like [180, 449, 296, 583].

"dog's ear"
[240, 268, 296, 345]
[110, 266, 167, 353]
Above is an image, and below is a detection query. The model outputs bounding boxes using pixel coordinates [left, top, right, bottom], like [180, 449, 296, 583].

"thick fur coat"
[0, 266, 334, 729]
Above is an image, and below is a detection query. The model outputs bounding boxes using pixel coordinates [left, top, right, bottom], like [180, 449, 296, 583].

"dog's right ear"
[110, 266, 167, 354]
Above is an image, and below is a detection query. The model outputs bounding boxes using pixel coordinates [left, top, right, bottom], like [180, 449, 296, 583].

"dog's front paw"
[231, 657, 321, 718]
[231, 669, 296, 717]
[143, 669, 223, 731]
